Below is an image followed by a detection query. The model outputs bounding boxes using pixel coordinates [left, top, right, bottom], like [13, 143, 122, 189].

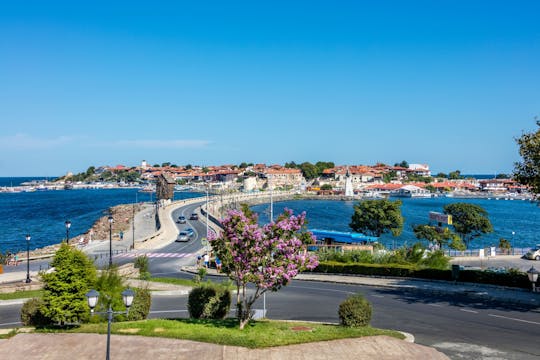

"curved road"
[2, 200, 540, 359]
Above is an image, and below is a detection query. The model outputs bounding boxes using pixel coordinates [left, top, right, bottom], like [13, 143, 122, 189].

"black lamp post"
[25, 234, 31, 283]
[85, 288, 135, 360]
[64, 220, 71, 243]
[108, 214, 114, 268]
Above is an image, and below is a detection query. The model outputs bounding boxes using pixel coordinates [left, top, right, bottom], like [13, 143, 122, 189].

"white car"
[525, 247, 540, 261]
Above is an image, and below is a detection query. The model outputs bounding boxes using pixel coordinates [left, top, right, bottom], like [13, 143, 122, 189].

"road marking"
[114, 252, 193, 259]
[460, 309, 478, 314]
[0, 321, 22, 326]
[371, 295, 385, 298]
[488, 314, 540, 325]
[289, 285, 356, 294]
[428, 303, 442, 307]
[150, 310, 188, 314]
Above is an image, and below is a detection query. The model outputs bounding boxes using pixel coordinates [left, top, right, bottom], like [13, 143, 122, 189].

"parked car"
[177, 216, 186, 224]
[176, 231, 190, 242]
[190, 213, 199, 220]
[525, 246, 540, 261]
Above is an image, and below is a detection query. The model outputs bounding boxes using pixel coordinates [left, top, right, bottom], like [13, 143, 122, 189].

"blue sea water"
[251, 197, 540, 250]
[0, 187, 203, 254]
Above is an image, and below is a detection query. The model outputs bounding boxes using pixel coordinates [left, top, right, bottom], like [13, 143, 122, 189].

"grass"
[0, 289, 44, 300]
[66, 318, 404, 348]
[149, 277, 197, 287]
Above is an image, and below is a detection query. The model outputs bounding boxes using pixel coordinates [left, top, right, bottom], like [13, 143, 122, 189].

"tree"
[448, 170, 462, 180]
[394, 160, 409, 168]
[412, 224, 465, 250]
[299, 162, 318, 179]
[284, 161, 298, 169]
[315, 161, 335, 175]
[85, 166, 96, 177]
[443, 203, 493, 248]
[514, 119, 540, 197]
[349, 199, 404, 237]
[239, 162, 249, 169]
[41, 243, 97, 325]
[209, 208, 318, 329]
[320, 184, 333, 190]
[161, 162, 171, 167]
[185, 164, 193, 170]
[435, 172, 447, 178]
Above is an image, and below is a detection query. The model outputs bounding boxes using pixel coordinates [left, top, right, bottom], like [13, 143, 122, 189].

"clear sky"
[1, 1, 539, 176]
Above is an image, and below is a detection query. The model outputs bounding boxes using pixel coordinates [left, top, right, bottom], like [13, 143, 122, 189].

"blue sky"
[1, 1, 539, 176]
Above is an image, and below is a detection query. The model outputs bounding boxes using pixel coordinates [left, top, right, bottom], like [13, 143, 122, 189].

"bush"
[21, 298, 50, 327]
[187, 284, 231, 319]
[419, 250, 450, 269]
[134, 255, 150, 280]
[338, 294, 372, 327]
[126, 287, 152, 321]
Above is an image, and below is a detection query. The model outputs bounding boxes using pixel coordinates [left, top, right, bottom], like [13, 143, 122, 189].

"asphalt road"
[3, 200, 540, 360]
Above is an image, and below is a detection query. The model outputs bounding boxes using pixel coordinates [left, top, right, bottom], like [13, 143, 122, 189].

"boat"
[139, 184, 155, 193]
[390, 185, 432, 198]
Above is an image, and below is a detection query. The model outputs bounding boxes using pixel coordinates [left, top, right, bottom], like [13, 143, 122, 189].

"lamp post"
[108, 213, 114, 268]
[511, 231, 515, 255]
[64, 220, 71, 243]
[206, 184, 210, 253]
[25, 234, 31, 283]
[527, 266, 539, 292]
[85, 288, 135, 360]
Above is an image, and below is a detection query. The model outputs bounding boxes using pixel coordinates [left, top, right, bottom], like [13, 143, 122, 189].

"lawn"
[69, 318, 404, 348]
[0, 289, 43, 300]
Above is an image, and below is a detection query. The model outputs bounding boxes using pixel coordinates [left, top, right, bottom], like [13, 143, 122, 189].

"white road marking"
[460, 309, 478, 314]
[488, 314, 540, 325]
[0, 321, 22, 326]
[371, 295, 385, 298]
[149, 310, 188, 314]
[428, 303, 442, 307]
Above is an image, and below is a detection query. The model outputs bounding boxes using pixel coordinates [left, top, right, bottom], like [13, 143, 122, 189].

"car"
[189, 213, 199, 220]
[176, 231, 190, 242]
[176, 216, 186, 224]
[525, 247, 540, 261]
[184, 228, 195, 237]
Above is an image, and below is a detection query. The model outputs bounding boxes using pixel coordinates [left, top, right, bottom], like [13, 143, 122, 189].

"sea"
[1, 176, 538, 254]
[0, 177, 203, 254]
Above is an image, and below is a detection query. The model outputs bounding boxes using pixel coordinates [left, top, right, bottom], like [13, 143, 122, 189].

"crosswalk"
[113, 252, 194, 259]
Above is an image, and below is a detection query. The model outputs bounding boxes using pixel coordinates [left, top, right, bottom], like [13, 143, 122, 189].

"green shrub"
[20, 298, 50, 327]
[419, 250, 450, 269]
[126, 287, 152, 321]
[187, 284, 231, 319]
[134, 255, 150, 280]
[338, 294, 372, 327]
[193, 267, 207, 284]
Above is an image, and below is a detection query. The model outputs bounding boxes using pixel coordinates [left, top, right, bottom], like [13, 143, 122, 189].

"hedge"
[313, 261, 530, 289]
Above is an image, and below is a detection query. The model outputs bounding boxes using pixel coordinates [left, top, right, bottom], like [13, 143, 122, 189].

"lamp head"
[65, 220, 71, 229]
[108, 215, 114, 224]
[121, 288, 135, 308]
[527, 266, 539, 283]
[25, 234, 31, 242]
[85, 289, 99, 311]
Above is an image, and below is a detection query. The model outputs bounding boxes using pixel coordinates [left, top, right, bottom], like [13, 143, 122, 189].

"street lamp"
[108, 213, 114, 268]
[64, 220, 71, 243]
[527, 266, 539, 292]
[511, 231, 515, 255]
[25, 234, 31, 283]
[206, 184, 209, 252]
[85, 288, 135, 360]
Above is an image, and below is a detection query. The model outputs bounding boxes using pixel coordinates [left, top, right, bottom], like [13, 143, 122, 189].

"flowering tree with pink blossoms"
[209, 208, 318, 329]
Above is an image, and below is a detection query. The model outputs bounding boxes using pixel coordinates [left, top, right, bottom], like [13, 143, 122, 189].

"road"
[2, 200, 540, 359]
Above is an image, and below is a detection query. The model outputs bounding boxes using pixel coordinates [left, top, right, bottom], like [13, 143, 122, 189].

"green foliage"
[20, 298, 50, 327]
[394, 160, 409, 168]
[93, 267, 125, 315]
[134, 255, 150, 280]
[443, 203, 493, 247]
[41, 243, 97, 325]
[126, 287, 152, 321]
[435, 172, 447, 178]
[193, 267, 207, 284]
[349, 199, 404, 237]
[299, 162, 319, 179]
[413, 224, 463, 250]
[448, 170, 462, 179]
[187, 284, 232, 319]
[382, 171, 397, 183]
[320, 184, 333, 190]
[419, 250, 450, 269]
[514, 119, 540, 196]
[406, 174, 433, 183]
[338, 294, 372, 327]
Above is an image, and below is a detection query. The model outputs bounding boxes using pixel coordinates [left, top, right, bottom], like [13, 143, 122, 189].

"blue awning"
[310, 229, 378, 244]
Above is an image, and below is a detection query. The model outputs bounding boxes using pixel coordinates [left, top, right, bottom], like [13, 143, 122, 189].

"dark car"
[177, 216, 186, 224]
[189, 213, 199, 221]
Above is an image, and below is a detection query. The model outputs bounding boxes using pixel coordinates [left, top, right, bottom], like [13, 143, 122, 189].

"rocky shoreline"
[15, 203, 143, 259]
